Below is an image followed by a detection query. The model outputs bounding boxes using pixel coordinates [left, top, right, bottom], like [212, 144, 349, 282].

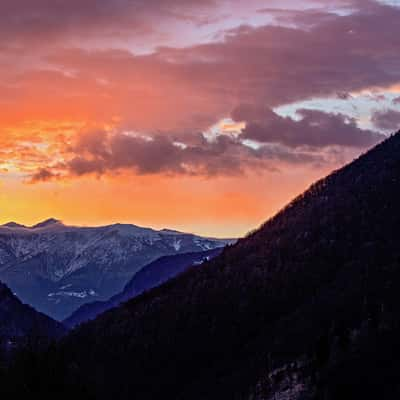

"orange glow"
[0, 77, 344, 237]
[0, 161, 334, 237]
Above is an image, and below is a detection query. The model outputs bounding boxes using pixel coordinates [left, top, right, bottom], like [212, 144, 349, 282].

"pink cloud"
[1, 0, 398, 181]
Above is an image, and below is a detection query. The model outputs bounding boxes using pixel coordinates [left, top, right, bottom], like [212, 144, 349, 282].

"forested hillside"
[0, 281, 65, 368]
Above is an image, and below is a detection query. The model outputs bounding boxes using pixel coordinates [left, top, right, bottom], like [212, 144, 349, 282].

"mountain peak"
[2, 222, 27, 229]
[31, 218, 63, 229]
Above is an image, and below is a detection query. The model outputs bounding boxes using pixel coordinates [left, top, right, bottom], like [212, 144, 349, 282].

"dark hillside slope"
[2, 132, 400, 399]
[64, 248, 223, 328]
[0, 281, 65, 356]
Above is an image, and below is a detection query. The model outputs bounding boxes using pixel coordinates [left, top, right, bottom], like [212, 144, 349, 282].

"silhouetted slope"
[0, 281, 65, 352]
[2, 132, 400, 399]
[64, 248, 223, 328]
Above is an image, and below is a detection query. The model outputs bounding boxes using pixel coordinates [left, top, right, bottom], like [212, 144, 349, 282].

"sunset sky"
[1, 0, 400, 237]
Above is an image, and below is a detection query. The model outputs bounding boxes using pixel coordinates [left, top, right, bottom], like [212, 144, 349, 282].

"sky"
[0, 0, 399, 237]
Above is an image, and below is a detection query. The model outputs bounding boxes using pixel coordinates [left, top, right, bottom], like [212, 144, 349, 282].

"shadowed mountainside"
[64, 248, 223, 328]
[0, 281, 65, 356]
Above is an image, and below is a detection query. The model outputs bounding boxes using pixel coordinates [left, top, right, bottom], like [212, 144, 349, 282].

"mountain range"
[1, 132, 400, 399]
[0, 220, 231, 320]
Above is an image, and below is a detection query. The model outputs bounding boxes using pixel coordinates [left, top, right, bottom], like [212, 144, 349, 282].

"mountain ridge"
[0, 221, 232, 320]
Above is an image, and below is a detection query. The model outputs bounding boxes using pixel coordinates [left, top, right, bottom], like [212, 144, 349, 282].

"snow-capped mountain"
[0, 219, 233, 320]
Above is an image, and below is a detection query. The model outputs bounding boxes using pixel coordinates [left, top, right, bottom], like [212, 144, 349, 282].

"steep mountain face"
[1, 132, 400, 399]
[0, 281, 65, 355]
[0, 221, 231, 320]
[64, 248, 223, 328]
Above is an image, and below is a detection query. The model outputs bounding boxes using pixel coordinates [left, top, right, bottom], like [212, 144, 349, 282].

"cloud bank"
[0, 0, 398, 182]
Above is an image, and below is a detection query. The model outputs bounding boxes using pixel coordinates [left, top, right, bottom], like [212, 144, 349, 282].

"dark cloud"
[29, 113, 385, 182]
[66, 132, 252, 177]
[371, 109, 400, 131]
[233, 105, 385, 148]
[393, 97, 400, 105]
[30, 129, 340, 181]
[30, 168, 59, 183]
[337, 92, 353, 100]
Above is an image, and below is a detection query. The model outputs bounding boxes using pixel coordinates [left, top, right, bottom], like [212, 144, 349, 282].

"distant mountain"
[0, 221, 232, 320]
[0, 281, 65, 354]
[64, 248, 223, 328]
[2, 222, 27, 229]
[2, 132, 400, 400]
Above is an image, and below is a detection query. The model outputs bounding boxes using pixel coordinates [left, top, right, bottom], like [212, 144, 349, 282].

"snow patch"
[172, 239, 182, 251]
[193, 238, 213, 250]
[48, 289, 98, 299]
[193, 256, 211, 266]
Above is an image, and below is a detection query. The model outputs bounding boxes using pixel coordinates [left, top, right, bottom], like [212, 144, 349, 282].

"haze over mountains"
[1, 131, 399, 399]
[0, 220, 232, 320]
